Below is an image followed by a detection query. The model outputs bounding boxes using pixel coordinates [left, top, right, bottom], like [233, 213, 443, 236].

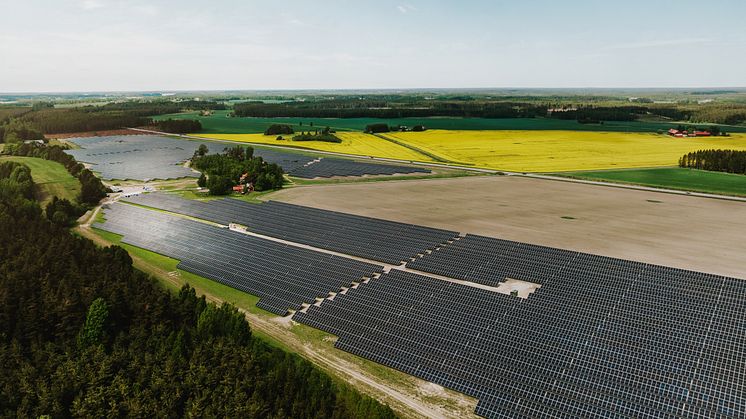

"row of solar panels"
[294, 259, 745, 418]
[289, 158, 430, 179]
[94, 203, 383, 315]
[124, 193, 458, 265]
[96, 198, 746, 418]
[66, 135, 199, 180]
[65, 134, 430, 181]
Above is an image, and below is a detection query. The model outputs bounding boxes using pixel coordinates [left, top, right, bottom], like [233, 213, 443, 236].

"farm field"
[268, 175, 746, 279]
[199, 131, 438, 162]
[153, 110, 746, 134]
[0, 156, 79, 204]
[562, 167, 746, 196]
[197, 129, 746, 172]
[384, 130, 746, 172]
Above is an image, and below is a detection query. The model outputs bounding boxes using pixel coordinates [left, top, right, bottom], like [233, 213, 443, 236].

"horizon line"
[2, 86, 746, 96]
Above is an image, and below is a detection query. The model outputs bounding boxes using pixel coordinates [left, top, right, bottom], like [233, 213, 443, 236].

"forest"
[0, 161, 396, 418]
[679, 149, 746, 174]
[0, 100, 225, 140]
[192, 145, 285, 194]
[231, 97, 746, 125]
[234, 99, 547, 119]
[155, 118, 202, 133]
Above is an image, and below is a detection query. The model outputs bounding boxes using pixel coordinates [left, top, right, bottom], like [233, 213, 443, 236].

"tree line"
[0, 163, 396, 418]
[155, 118, 202, 133]
[549, 106, 645, 122]
[0, 117, 45, 143]
[234, 100, 547, 119]
[0, 100, 224, 140]
[679, 149, 746, 174]
[264, 124, 295, 135]
[192, 145, 285, 194]
[231, 98, 746, 126]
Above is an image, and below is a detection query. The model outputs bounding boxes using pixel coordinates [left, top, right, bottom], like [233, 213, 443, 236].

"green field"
[0, 156, 80, 204]
[154, 110, 746, 134]
[562, 167, 746, 196]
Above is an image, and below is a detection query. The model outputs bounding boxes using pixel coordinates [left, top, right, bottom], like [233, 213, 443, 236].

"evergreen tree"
[78, 298, 109, 348]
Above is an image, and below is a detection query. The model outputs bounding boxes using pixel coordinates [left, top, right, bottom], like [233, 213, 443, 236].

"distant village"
[666, 126, 729, 138]
[667, 128, 711, 138]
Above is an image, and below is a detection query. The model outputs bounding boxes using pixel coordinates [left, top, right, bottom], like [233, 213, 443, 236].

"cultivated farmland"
[198, 129, 746, 172]
[154, 111, 746, 134]
[562, 167, 746, 196]
[199, 132, 437, 162]
[269, 175, 746, 279]
[385, 130, 746, 172]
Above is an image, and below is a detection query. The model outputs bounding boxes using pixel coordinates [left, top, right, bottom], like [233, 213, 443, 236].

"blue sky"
[1, 0, 745, 92]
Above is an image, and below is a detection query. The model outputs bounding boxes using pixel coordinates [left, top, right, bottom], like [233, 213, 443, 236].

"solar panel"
[288, 158, 430, 179]
[123, 193, 459, 264]
[96, 197, 746, 419]
[94, 202, 383, 315]
[65, 135, 201, 180]
[295, 251, 746, 418]
[65, 135, 430, 181]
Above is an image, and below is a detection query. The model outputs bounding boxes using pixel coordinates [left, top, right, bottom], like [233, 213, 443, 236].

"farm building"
[667, 129, 711, 138]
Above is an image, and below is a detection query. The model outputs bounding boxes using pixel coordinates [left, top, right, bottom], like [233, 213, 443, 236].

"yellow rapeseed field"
[385, 130, 746, 172]
[197, 130, 746, 172]
[197, 132, 436, 162]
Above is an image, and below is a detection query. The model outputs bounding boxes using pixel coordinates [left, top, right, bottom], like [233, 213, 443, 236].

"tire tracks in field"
[372, 133, 465, 165]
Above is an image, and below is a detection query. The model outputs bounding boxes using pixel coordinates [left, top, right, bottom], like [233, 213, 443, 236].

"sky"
[1, 0, 746, 92]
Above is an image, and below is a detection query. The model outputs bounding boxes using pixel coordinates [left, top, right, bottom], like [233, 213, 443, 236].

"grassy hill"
[0, 156, 80, 204]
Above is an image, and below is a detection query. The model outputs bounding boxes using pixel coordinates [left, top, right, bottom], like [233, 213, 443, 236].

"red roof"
[694, 131, 711, 136]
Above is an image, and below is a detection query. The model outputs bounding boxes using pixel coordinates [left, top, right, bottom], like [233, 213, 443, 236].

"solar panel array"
[408, 234, 578, 286]
[295, 242, 746, 418]
[94, 202, 382, 315]
[251, 148, 316, 172]
[123, 194, 458, 264]
[99, 195, 746, 418]
[288, 158, 431, 179]
[65, 135, 200, 180]
[96, 194, 746, 418]
[65, 134, 430, 181]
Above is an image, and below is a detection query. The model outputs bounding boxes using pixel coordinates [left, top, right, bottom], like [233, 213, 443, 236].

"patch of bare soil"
[45, 129, 146, 139]
[268, 175, 746, 279]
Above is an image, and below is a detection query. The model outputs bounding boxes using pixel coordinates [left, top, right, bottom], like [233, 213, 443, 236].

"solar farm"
[65, 135, 200, 180]
[64, 134, 430, 181]
[288, 158, 431, 179]
[96, 193, 746, 418]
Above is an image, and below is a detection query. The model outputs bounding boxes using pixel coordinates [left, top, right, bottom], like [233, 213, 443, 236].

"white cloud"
[397, 4, 416, 14]
[80, 0, 105, 10]
[603, 38, 711, 51]
[132, 4, 158, 16]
